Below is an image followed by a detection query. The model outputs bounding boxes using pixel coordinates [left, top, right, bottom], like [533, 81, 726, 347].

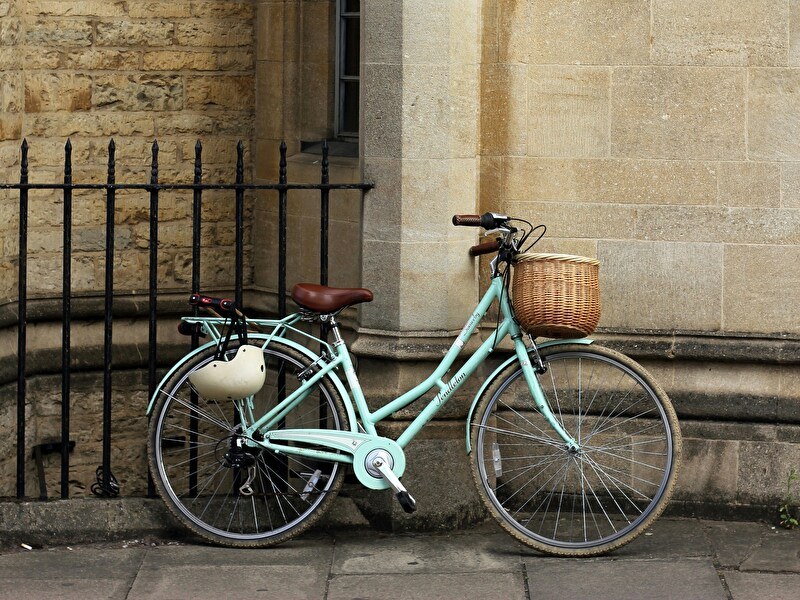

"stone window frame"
[334, 0, 360, 139]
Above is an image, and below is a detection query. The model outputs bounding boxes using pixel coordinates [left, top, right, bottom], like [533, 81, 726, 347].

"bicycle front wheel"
[148, 338, 349, 547]
[471, 344, 681, 556]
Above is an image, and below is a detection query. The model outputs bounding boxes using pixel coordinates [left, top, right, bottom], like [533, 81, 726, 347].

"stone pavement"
[0, 518, 797, 600]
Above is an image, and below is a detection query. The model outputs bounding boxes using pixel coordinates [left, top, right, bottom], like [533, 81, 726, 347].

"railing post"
[190, 139, 203, 497]
[61, 139, 73, 499]
[235, 141, 244, 307]
[16, 139, 28, 499]
[98, 138, 117, 496]
[148, 141, 160, 406]
[319, 141, 331, 349]
[278, 141, 287, 318]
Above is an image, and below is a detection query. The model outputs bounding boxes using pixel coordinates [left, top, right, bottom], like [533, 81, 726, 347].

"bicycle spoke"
[474, 346, 679, 554]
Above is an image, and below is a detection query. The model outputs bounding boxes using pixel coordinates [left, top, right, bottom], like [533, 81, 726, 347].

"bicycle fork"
[513, 335, 580, 453]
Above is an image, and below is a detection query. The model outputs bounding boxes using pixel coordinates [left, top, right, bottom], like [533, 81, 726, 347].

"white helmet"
[188, 345, 266, 400]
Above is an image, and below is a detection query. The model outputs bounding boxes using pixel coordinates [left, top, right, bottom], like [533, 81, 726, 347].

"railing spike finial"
[150, 140, 159, 183]
[279, 140, 287, 184]
[107, 139, 116, 183]
[20, 139, 28, 176]
[64, 139, 72, 179]
[321, 140, 329, 184]
[194, 139, 202, 179]
[236, 140, 244, 181]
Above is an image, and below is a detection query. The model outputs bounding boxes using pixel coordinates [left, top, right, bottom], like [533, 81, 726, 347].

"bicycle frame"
[148, 273, 582, 471]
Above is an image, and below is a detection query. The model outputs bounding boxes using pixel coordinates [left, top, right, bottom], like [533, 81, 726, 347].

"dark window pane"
[344, 0, 360, 13]
[343, 18, 360, 77]
[341, 81, 359, 134]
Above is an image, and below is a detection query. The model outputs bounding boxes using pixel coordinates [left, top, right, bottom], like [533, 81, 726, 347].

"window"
[335, 0, 360, 138]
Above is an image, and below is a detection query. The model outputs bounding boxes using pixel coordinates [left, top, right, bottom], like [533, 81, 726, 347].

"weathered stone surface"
[0, 18, 21, 45]
[25, 18, 92, 46]
[531, 0, 651, 65]
[724, 245, 800, 334]
[481, 65, 526, 156]
[790, 1, 800, 66]
[362, 62, 402, 159]
[27, 0, 128, 17]
[653, 0, 788, 66]
[190, 0, 255, 20]
[142, 51, 215, 71]
[506, 200, 637, 240]
[748, 69, 800, 160]
[674, 438, 738, 500]
[128, 1, 191, 18]
[737, 441, 800, 503]
[598, 240, 723, 331]
[0, 71, 22, 113]
[502, 157, 718, 204]
[717, 161, 781, 207]
[633, 205, 800, 245]
[93, 75, 184, 111]
[528, 66, 610, 158]
[26, 113, 156, 137]
[96, 20, 174, 47]
[495, 0, 532, 63]
[185, 75, 254, 111]
[62, 49, 140, 70]
[611, 67, 746, 160]
[24, 73, 92, 112]
[175, 20, 253, 47]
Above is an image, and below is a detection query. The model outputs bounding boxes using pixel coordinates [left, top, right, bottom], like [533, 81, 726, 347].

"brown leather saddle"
[291, 283, 373, 313]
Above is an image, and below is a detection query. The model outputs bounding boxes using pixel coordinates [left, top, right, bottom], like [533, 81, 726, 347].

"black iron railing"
[1, 139, 372, 500]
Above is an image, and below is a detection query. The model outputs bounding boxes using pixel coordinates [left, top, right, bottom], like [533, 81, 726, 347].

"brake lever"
[484, 226, 512, 237]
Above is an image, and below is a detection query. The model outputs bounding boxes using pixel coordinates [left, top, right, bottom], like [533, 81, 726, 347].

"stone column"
[352, 1, 485, 529]
[360, 0, 481, 334]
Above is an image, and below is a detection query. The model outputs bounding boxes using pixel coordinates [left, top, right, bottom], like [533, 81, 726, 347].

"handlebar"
[469, 239, 501, 257]
[452, 212, 510, 230]
[452, 214, 483, 227]
[189, 293, 240, 317]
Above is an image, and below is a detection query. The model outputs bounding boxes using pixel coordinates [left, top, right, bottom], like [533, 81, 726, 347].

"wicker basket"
[512, 253, 601, 339]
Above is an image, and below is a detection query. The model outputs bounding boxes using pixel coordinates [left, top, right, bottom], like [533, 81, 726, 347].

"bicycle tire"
[470, 344, 681, 556]
[148, 337, 349, 548]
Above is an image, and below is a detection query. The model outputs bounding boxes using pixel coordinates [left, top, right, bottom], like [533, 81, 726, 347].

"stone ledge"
[0, 495, 370, 549]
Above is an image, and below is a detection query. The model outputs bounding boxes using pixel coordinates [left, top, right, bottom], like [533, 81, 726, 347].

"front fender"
[465, 338, 593, 454]
[146, 334, 356, 429]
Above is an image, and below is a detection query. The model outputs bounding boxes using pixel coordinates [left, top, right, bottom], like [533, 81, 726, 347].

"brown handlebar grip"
[452, 214, 482, 227]
[469, 239, 501, 257]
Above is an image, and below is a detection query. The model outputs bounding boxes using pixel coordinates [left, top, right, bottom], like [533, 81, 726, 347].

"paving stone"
[0, 578, 130, 600]
[128, 543, 333, 599]
[327, 572, 526, 600]
[523, 558, 727, 600]
[610, 517, 714, 559]
[703, 520, 768, 568]
[332, 528, 522, 575]
[724, 572, 800, 600]
[739, 531, 800, 572]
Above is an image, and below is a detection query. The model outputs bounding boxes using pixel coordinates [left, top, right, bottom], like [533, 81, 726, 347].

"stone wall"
[0, 0, 257, 498]
[479, 1, 800, 512]
[0, 0, 257, 299]
[481, 0, 800, 336]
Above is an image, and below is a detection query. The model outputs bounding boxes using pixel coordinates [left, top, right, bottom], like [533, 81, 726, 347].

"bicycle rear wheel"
[148, 338, 349, 547]
[471, 344, 681, 556]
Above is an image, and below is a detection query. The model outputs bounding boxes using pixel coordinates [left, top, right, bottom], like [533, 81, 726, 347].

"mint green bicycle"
[146, 213, 681, 556]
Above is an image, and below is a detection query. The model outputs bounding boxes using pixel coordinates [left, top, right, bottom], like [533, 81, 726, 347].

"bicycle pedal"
[396, 491, 417, 514]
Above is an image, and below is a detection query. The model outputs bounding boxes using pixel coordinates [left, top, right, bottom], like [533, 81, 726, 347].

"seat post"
[326, 314, 344, 347]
